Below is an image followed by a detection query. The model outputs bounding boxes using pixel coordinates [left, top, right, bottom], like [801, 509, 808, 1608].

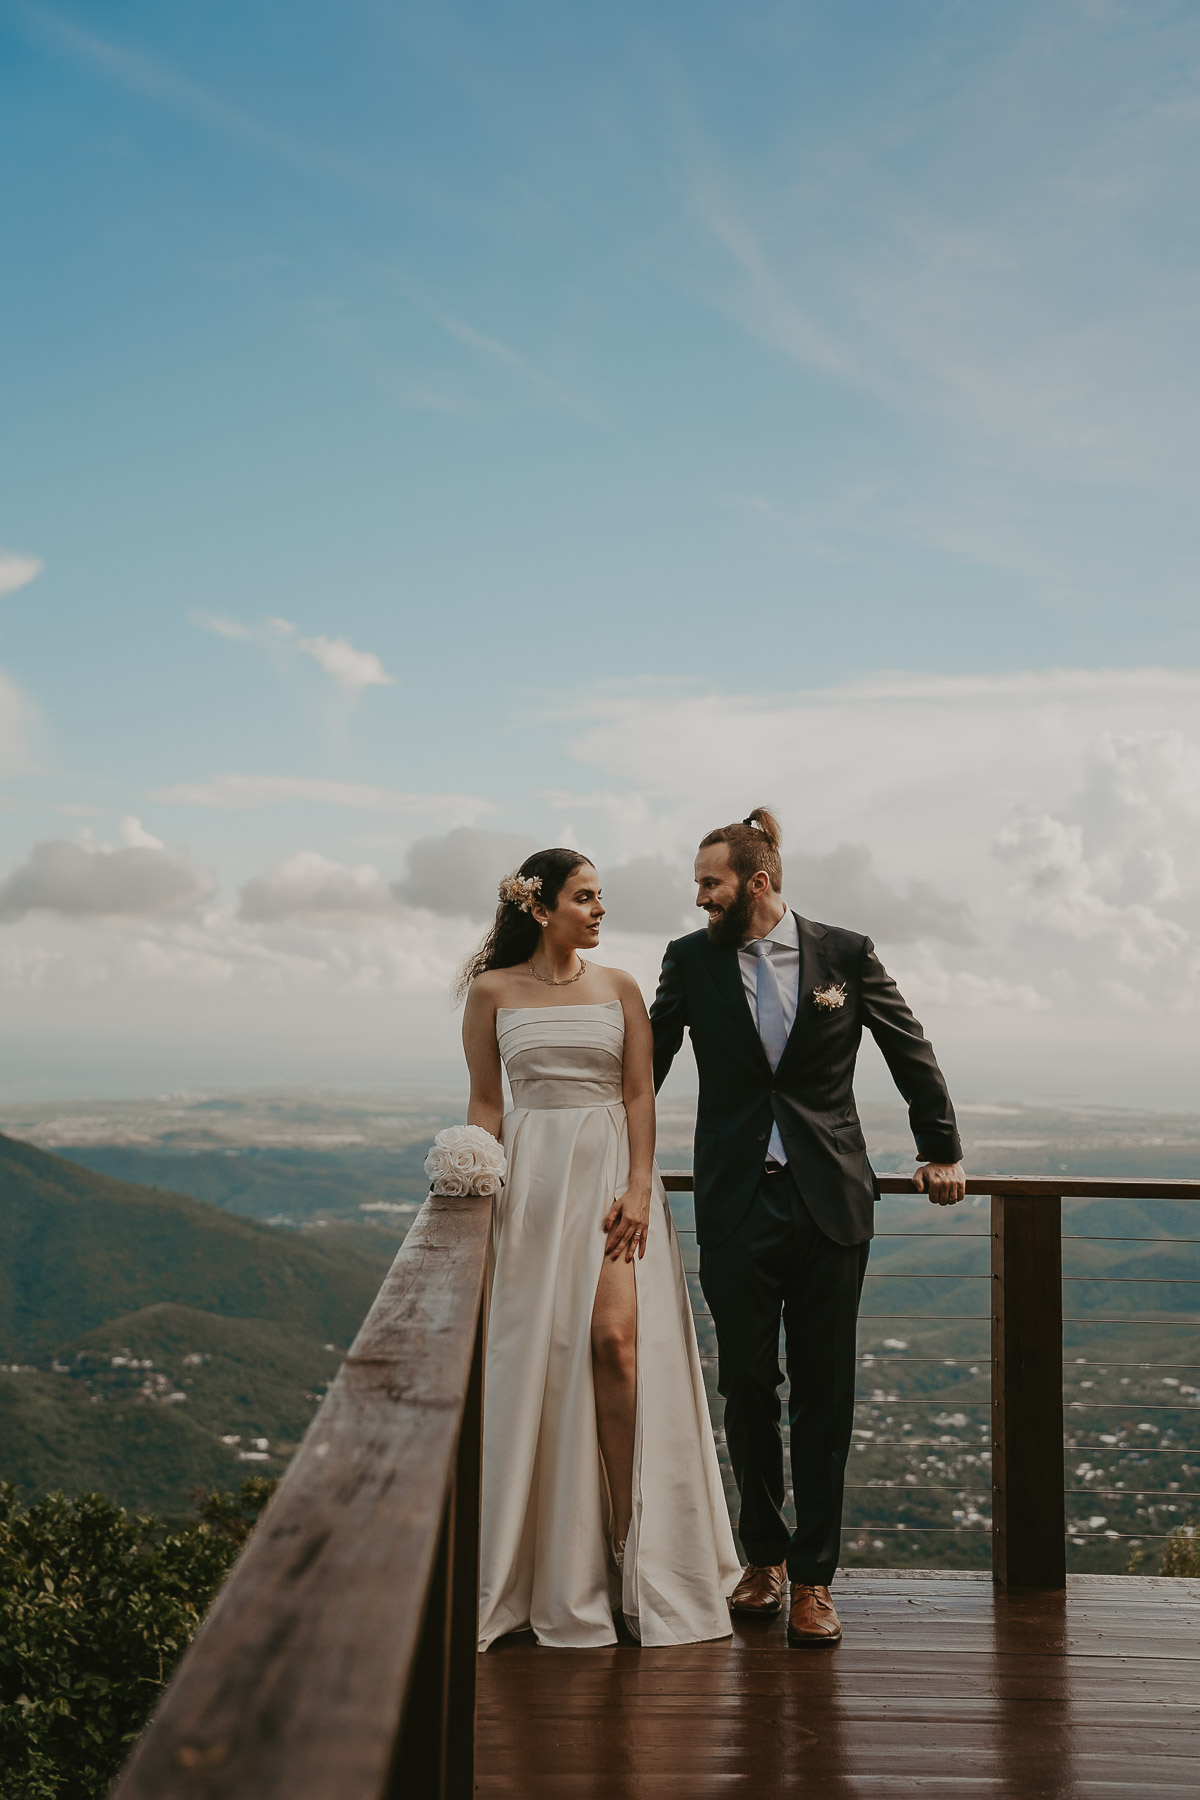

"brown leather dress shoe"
[787, 1583, 842, 1645]
[730, 1562, 788, 1614]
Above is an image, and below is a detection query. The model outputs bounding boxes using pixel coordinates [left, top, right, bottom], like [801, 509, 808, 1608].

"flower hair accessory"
[498, 870, 542, 913]
[812, 981, 848, 1012]
[424, 1124, 507, 1197]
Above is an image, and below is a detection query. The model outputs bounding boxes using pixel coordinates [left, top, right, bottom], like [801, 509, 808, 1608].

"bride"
[460, 847, 739, 1648]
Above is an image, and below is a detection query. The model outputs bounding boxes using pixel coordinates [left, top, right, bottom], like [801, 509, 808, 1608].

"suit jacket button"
[757, 1131, 766, 1141]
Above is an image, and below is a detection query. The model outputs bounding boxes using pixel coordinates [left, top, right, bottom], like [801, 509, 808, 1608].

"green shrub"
[1128, 1521, 1200, 1577]
[1158, 1523, 1200, 1577]
[189, 1475, 278, 1546]
[0, 1478, 276, 1800]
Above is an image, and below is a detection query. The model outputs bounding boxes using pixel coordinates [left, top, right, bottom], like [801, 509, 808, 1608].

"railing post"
[389, 1298, 484, 1800]
[390, 1490, 453, 1797]
[991, 1192, 1065, 1588]
[445, 1304, 483, 1799]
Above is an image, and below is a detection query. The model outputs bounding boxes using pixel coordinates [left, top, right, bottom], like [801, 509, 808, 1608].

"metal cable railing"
[1057, 1192, 1200, 1556]
[665, 1171, 1200, 1575]
[673, 1186, 995, 1564]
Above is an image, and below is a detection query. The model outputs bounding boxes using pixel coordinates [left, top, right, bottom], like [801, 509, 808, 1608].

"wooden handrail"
[112, 1190, 491, 1800]
[661, 1172, 1200, 1198]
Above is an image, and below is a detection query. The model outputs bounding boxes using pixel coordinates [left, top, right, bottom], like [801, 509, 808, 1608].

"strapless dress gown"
[477, 1001, 739, 1649]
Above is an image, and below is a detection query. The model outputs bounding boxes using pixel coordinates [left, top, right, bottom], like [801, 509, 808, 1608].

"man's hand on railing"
[912, 1161, 967, 1206]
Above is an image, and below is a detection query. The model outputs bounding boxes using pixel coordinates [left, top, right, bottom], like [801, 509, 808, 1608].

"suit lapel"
[699, 936, 771, 1073]
[698, 913, 828, 1076]
[774, 912, 826, 1076]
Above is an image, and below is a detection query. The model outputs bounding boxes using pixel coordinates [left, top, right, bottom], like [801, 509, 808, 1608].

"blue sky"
[2, 1, 1200, 1103]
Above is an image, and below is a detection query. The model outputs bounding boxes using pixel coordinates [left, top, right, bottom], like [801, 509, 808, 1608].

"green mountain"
[0, 1132, 394, 1359]
[0, 1134, 396, 1510]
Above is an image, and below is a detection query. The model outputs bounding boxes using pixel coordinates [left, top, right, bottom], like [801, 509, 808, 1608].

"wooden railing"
[112, 1172, 1200, 1798]
[112, 1190, 492, 1800]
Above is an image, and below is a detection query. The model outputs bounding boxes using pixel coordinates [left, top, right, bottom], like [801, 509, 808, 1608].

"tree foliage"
[1158, 1523, 1200, 1577]
[1128, 1520, 1200, 1577]
[0, 1478, 276, 1800]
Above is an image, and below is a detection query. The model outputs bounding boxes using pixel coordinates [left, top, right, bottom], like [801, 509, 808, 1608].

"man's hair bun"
[741, 806, 782, 851]
[699, 806, 784, 890]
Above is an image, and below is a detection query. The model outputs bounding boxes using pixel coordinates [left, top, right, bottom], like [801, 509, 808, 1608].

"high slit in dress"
[477, 1000, 739, 1649]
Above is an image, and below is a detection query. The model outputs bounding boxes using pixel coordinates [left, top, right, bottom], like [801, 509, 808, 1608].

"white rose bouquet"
[424, 1124, 507, 1197]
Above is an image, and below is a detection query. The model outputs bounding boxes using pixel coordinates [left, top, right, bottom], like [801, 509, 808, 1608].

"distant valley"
[6, 1085, 1200, 1200]
[2, 1090, 1198, 1566]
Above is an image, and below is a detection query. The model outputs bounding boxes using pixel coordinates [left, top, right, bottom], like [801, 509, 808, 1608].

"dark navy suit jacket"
[650, 914, 962, 1249]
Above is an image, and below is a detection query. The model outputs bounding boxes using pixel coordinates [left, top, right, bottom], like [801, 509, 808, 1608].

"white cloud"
[561, 667, 1200, 1019]
[597, 855, 695, 935]
[152, 774, 489, 820]
[566, 669, 1200, 867]
[0, 551, 42, 598]
[119, 815, 166, 850]
[790, 844, 977, 946]
[393, 827, 540, 919]
[554, 835, 976, 942]
[887, 945, 1047, 1013]
[0, 555, 42, 778]
[0, 669, 38, 776]
[189, 611, 396, 695]
[297, 633, 396, 693]
[0, 836, 218, 924]
[118, 934, 241, 986]
[189, 610, 253, 640]
[0, 945, 59, 990]
[8, 663, 1200, 1104]
[995, 809, 1188, 968]
[0, 899, 478, 1000]
[231, 834, 699, 935]
[993, 728, 1200, 989]
[252, 834, 697, 938]
[239, 852, 394, 923]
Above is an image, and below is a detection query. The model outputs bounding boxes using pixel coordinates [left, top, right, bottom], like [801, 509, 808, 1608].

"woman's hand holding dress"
[603, 1184, 652, 1261]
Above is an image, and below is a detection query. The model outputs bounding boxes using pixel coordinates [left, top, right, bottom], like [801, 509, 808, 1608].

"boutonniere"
[812, 981, 847, 1012]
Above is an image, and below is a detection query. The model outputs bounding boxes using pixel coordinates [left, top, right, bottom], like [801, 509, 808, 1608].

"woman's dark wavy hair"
[455, 847, 593, 1001]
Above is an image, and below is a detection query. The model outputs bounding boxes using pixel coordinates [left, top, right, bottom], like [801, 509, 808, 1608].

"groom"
[650, 808, 965, 1646]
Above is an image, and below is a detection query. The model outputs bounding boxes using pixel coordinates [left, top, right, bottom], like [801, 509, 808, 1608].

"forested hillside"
[0, 1134, 395, 1511]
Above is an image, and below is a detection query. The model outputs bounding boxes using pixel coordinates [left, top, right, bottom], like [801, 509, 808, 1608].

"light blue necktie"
[750, 938, 788, 1069]
[750, 939, 788, 1164]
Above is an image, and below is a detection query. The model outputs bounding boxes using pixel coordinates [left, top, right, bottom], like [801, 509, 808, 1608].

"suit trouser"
[699, 1164, 869, 1588]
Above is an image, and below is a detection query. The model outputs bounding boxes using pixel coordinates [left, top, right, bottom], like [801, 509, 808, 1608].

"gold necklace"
[528, 957, 587, 987]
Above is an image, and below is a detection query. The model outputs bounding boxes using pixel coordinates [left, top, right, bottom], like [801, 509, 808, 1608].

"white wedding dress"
[477, 1000, 739, 1650]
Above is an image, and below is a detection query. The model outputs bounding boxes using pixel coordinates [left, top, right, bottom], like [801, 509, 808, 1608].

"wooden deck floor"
[477, 1571, 1200, 1798]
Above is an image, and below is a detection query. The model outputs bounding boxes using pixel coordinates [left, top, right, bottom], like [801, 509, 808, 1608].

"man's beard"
[705, 879, 755, 948]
